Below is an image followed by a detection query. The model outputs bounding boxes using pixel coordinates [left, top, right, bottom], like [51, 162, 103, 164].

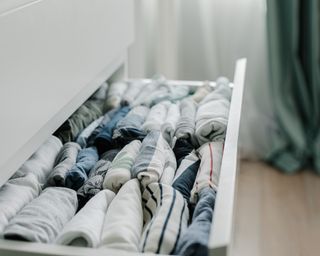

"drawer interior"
[0, 59, 246, 256]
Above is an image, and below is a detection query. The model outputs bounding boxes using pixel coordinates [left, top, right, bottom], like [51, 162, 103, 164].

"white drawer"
[0, 0, 134, 187]
[0, 1, 246, 254]
[0, 59, 246, 256]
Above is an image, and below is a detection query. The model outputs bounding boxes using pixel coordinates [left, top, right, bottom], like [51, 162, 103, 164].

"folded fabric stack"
[195, 77, 231, 146]
[121, 80, 146, 106]
[4, 187, 77, 243]
[100, 179, 143, 252]
[54, 100, 103, 143]
[191, 141, 223, 203]
[65, 147, 99, 191]
[174, 187, 216, 256]
[56, 190, 115, 247]
[140, 183, 189, 254]
[94, 106, 130, 154]
[103, 140, 142, 193]
[77, 148, 119, 209]
[0, 174, 42, 234]
[152, 85, 190, 105]
[191, 82, 214, 103]
[173, 137, 194, 167]
[11, 135, 62, 185]
[86, 108, 119, 147]
[159, 143, 177, 185]
[131, 78, 164, 107]
[142, 101, 170, 132]
[161, 102, 180, 147]
[0, 76, 232, 254]
[172, 151, 200, 201]
[47, 142, 81, 187]
[76, 117, 103, 148]
[175, 98, 197, 145]
[112, 105, 149, 145]
[131, 131, 169, 189]
[104, 82, 128, 112]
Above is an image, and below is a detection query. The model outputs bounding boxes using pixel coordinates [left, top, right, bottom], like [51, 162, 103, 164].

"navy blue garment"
[86, 108, 118, 147]
[65, 147, 99, 190]
[94, 106, 130, 154]
[174, 187, 216, 256]
[114, 128, 146, 146]
[172, 160, 200, 201]
[112, 105, 149, 145]
[173, 138, 194, 167]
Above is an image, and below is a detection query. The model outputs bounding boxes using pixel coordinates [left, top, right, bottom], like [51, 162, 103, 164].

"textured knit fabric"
[131, 131, 169, 188]
[4, 187, 77, 243]
[100, 148, 121, 162]
[161, 102, 180, 147]
[131, 80, 161, 107]
[172, 151, 200, 201]
[76, 148, 118, 209]
[86, 108, 118, 147]
[175, 98, 197, 144]
[103, 140, 142, 193]
[191, 141, 223, 203]
[46, 142, 81, 187]
[104, 82, 128, 112]
[173, 138, 194, 167]
[195, 78, 231, 145]
[152, 85, 190, 105]
[142, 101, 170, 132]
[142, 84, 170, 107]
[76, 117, 103, 148]
[140, 183, 189, 254]
[76, 159, 112, 210]
[112, 105, 149, 144]
[100, 179, 143, 252]
[65, 147, 99, 191]
[11, 136, 62, 185]
[55, 190, 115, 248]
[174, 187, 216, 256]
[0, 174, 42, 235]
[94, 106, 130, 154]
[54, 100, 103, 143]
[159, 143, 177, 185]
[191, 83, 214, 103]
[121, 81, 146, 106]
[200, 77, 231, 104]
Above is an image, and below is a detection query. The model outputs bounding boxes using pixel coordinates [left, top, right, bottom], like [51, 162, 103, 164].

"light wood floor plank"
[231, 160, 320, 256]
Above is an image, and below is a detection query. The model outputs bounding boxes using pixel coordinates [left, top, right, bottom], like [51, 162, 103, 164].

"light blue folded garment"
[174, 187, 216, 256]
[65, 147, 99, 190]
[76, 117, 103, 148]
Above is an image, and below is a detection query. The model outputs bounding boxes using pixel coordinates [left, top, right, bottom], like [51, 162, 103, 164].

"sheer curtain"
[128, 0, 276, 159]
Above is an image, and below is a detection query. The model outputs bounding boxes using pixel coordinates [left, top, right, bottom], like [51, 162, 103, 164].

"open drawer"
[0, 0, 246, 255]
[0, 58, 246, 256]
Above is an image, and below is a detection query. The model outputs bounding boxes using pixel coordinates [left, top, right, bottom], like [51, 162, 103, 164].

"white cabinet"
[0, 1, 246, 255]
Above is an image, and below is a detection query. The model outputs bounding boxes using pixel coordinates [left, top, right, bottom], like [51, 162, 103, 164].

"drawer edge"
[209, 58, 247, 254]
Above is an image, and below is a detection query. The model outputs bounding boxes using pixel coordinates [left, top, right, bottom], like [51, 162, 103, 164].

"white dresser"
[0, 1, 246, 255]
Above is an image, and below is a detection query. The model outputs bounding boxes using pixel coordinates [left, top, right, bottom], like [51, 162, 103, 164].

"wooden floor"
[231, 160, 320, 256]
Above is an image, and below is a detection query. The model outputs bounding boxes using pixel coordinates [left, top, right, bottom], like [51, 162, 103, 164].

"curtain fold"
[267, 0, 320, 173]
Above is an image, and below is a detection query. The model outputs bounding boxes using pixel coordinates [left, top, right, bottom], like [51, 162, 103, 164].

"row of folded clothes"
[0, 134, 222, 256]
[54, 76, 231, 149]
[0, 76, 230, 255]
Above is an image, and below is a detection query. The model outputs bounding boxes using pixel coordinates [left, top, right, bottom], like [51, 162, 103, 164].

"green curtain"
[267, 0, 320, 173]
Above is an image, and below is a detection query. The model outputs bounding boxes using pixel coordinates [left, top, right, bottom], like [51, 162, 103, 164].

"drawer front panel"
[0, 0, 134, 185]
